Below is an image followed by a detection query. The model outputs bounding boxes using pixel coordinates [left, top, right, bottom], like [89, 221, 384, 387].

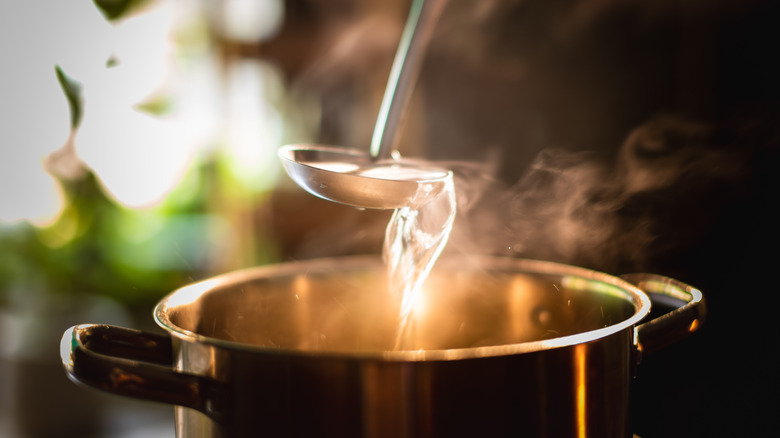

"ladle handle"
[61, 324, 226, 422]
[370, 0, 448, 161]
[621, 274, 706, 358]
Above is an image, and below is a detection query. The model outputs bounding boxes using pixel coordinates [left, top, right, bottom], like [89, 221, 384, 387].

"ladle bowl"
[279, 0, 450, 210]
[278, 144, 452, 210]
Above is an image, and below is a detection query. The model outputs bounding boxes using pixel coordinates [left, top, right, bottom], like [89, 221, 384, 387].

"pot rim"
[153, 255, 651, 361]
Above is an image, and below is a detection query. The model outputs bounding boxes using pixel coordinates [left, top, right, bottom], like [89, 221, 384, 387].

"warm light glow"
[509, 276, 534, 340]
[575, 343, 587, 438]
[357, 165, 450, 181]
[305, 161, 361, 173]
[166, 278, 221, 308]
[292, 274, 312, 349]
[410, 285, 429, 320]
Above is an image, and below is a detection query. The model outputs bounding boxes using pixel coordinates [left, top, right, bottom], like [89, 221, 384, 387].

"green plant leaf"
[106, 54, 120, 68]
[54, 65, 83, 130]
[93, 0, 154, 22]
[134, 93, 173, 116]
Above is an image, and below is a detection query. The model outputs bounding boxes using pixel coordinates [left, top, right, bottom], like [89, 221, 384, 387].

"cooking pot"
[61, 255, 704, 437]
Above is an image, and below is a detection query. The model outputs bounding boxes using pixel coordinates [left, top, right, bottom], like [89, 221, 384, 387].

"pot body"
[173, 326, 633, 437]
[62, 256, 704, 438]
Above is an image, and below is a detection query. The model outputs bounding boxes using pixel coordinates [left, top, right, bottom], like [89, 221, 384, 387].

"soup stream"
[383, 173, 456, 350]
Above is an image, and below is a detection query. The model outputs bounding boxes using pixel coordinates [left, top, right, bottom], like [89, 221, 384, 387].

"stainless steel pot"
[61, 255, 704, 437]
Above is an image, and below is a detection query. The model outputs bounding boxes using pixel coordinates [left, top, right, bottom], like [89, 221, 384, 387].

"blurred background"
[1, 0, 778, 437]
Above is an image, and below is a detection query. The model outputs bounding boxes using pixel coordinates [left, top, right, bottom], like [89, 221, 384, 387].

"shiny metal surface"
[157, 256, 650, 357]
[61, 256, 705, 438]
[369, 0, 448, 160]
[278, 144, 452, 210]
[278, 0, 451, 210]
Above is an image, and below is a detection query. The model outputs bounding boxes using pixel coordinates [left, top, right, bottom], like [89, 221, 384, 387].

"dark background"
[262, 0, 780, 436]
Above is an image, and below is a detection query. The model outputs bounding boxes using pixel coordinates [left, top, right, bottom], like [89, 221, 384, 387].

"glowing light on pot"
[166, 278, 222, 309]
[509, 276, 535, 340]
[575, 343, 587, 438]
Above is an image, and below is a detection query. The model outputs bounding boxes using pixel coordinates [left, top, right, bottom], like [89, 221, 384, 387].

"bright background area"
[0, 0, 290, 224]
[0, 2, 314, 437]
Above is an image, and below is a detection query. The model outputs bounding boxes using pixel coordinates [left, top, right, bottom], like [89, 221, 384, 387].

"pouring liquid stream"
[277, 0, 455, 351]
[382, 169, 456, 351]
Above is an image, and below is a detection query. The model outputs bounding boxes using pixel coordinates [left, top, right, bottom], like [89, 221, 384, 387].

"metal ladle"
[279, 0, 450, 210]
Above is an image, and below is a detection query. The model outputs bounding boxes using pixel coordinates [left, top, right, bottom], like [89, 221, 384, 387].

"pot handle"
[61, 324, 225, 421]
[620, 274, 706, 357]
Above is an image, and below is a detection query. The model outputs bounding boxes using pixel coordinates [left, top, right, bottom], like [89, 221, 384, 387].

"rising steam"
[445, 114, 753, 274]
[267, 1, 763, 274]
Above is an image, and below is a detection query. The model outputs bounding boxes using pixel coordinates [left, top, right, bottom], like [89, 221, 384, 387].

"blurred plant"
[93, 0, 157, 22]
[0, 66, 215, 311]
[0, 2, 287, 312]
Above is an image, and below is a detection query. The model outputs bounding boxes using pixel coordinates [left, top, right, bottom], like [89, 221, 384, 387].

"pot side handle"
[620, 274, 706, 357]
[61, 324, 225, 421]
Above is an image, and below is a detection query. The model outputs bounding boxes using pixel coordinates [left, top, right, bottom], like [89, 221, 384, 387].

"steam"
[268, 2, 759, 273]
[285, 111, 755, 278]
[444, 114, 752, 273]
